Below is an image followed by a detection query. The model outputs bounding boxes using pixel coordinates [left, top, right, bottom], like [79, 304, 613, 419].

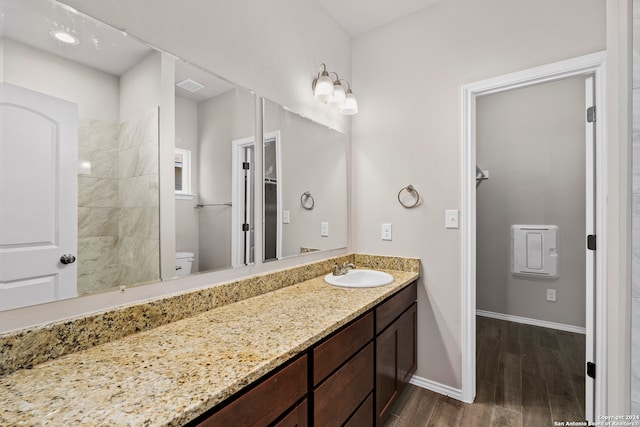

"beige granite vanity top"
[0, 269, 418, 426]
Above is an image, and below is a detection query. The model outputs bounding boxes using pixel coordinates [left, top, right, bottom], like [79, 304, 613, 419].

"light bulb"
[339, 91, 358, 115]
[314, 71, 335, 103]
[328, 82, 345, 105]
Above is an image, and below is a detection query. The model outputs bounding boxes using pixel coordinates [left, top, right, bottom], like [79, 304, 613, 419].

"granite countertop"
[0, 269, 419, 426]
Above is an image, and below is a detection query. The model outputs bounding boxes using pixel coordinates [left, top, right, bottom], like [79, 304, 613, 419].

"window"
[174, 148, 193, 199]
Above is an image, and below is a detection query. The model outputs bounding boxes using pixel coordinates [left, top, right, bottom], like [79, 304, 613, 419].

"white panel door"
[0, 83, 78, 311]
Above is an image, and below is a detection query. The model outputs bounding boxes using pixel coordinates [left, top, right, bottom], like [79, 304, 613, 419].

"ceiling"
[317, 0, 443, 37]
[2, 0, 234, 101]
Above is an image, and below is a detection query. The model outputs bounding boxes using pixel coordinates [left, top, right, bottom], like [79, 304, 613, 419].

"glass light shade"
[314, 72, 335, 103]
[339, 92, 358, 115]
[328, 82, 345, 105]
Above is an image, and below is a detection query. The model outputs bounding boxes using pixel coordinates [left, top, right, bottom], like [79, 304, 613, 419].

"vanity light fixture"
[49, 29, 79, 45]
[312, 63, 334, 103]
[312, 64, 357, 115]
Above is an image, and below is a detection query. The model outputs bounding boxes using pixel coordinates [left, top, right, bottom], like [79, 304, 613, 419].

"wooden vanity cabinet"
[375, 283, 418, 425]
[312, 312, 374, 426]
[191, 281, 418, 427]
[194, 354, 308, 427]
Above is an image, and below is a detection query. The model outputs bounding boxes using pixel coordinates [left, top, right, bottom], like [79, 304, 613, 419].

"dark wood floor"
[383, 316, 585, 427]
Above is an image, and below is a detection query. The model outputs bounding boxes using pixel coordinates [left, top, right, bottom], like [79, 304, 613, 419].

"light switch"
[321, 222, 329, 237]
[282, 210, 290, 224]
[445, 209, 459, 229]
[546, 289, 557, 302]
[381, 223, 392, 241]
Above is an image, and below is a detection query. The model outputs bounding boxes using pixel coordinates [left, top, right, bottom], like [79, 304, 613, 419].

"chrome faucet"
[332, 262, 356, 276]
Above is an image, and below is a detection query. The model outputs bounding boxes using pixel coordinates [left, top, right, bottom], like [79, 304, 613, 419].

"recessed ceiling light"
[49, 30, 79, 45]
[176, 78, 205, 93]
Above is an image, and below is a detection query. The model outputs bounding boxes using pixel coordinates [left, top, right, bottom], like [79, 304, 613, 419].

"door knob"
[60, 254, 76, 265]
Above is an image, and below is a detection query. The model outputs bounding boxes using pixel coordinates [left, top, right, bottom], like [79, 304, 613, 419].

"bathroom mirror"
[262, 98, 348, 261]
[0, 0, 256, 311]
[173, 61, 256, 277]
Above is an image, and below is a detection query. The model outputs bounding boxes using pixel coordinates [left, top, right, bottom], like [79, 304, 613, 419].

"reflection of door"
[232, 137, 255, 267]
[263, 131, 281, 261]
[0, 83, 78, 311]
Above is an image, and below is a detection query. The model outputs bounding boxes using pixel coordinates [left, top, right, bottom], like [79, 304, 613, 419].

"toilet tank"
[175, 252, 194, 276]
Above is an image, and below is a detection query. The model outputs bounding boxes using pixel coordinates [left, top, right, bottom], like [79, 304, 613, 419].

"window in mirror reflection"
[174, 148, 193, 198]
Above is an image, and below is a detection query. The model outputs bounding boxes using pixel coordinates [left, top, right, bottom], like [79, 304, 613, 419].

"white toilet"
[175, 252, 194, 276]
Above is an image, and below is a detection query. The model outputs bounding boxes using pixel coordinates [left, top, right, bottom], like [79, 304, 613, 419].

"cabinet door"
[397, 303, 417, 390]
[375, 322, 398, 423]
[375, 303, 418, 425]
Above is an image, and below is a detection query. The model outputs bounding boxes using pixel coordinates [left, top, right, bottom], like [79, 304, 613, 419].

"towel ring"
[398, 185, 420, 208]
[301, 191, 315, 210]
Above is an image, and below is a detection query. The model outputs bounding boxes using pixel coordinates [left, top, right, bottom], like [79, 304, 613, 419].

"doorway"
[461, 52, 607, 424]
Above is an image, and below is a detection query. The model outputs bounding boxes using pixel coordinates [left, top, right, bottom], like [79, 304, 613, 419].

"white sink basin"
[324, 269, 394, 288]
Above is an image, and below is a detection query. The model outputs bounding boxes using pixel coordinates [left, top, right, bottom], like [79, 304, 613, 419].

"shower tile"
[78, 262, 119, 296]
[89, 120, 118, 151]
[78, 147, 117, 179]
[119, 176, 158, 208]
[77, 236, 118, 264]
[78, 207, 119, 238]
[78, 177, 118, 208]
[118, 143, 158, 179]
[119, 207, 159, 240]
[118, 146, 138, 179]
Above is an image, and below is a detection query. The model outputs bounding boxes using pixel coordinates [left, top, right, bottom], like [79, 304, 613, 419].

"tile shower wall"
[77, 119, 120, 295]
[77, 108, 159, 295]
[117, 108, 160, 287]
[633, 0, 640, 415]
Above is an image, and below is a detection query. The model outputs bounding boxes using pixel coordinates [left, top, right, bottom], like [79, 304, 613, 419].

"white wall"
[119, 51, 162, 123]
[4, 39, 118, 122]
[476, 76, 586, 328]
[351, 0, 605, 389]
[175, 96, 200, 272]
[197, 88, 255, 271]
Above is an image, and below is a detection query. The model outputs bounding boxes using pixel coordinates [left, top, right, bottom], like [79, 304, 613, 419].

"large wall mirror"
[262, 98, 348, 261]
[0, 0, 256, 312]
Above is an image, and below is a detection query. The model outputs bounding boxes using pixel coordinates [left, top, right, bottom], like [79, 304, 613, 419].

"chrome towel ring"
[301, 191, 315, 210]
[398, 185, 420, 208]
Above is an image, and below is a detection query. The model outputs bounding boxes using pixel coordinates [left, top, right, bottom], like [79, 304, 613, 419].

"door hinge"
[242, 162, 250, 170]
[587, 361, 596, 379]
[242, 223, 249, 232]
[587, 106, 596, 123]
[587, 234, 596, 251]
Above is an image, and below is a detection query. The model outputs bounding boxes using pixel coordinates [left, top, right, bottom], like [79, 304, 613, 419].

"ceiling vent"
[176, 78, 205, 92]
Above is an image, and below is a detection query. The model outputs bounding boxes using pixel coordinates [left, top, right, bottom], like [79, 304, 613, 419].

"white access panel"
[511, 225, 559, 278]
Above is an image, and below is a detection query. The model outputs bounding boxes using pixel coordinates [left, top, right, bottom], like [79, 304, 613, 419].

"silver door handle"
[60, 254, 76, 264]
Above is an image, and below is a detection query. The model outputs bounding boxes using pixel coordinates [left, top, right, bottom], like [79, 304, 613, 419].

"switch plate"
[445, 209, 459, 229]
[546, 289, 557, 302]
[321, 222, 329, 237]
[282, 210, 290, 224]
[381, 223, 392, 241]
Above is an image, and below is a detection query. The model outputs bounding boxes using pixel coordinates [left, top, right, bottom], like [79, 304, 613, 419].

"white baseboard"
[409, 375, 466, 402]
[476, 309, 586, 334]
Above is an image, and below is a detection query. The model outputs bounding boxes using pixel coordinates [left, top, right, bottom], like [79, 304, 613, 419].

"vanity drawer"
[345, 392, 374, 427]
[274, 398, 308, 427]
[313, 312, 373, 385]
[197, 354, 307, 427]
[376, 281, 417, 334]
[313, 342, 374, 427]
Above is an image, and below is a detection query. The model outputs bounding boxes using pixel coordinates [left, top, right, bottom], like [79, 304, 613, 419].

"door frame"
[231, 136, 255, 268]
[460, 51, 607, 420]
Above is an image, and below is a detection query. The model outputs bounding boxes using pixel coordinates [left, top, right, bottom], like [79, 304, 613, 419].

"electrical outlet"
[546, 289, 556, 302]
[381, 223, 392, 241]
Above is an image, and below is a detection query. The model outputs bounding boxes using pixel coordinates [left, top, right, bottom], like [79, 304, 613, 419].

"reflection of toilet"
[175, 252, 194, 276]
